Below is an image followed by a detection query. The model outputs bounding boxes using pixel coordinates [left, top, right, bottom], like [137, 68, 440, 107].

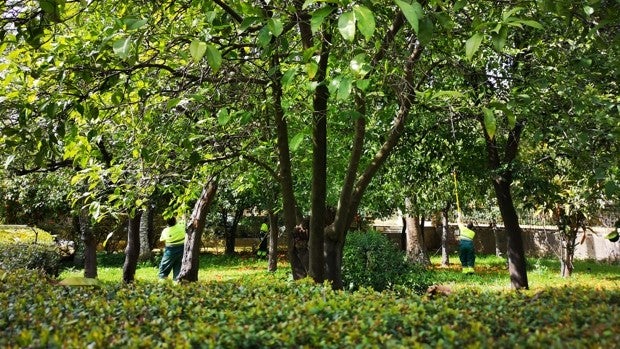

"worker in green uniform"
[158, 217, 186, 280]
[457, 214, 476, 274]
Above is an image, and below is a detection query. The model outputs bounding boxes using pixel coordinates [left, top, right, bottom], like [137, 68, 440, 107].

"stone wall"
[379, 222, 620, 262]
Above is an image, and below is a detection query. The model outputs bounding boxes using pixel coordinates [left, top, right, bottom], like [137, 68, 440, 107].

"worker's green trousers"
[158, 244, 184, 280]
[459, 238, 475, 273]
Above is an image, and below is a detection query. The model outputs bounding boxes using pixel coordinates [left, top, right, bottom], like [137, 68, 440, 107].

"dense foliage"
[1, 269, 618, 348]
[0, 244, 60, 277]
[342, 230, 434, 292]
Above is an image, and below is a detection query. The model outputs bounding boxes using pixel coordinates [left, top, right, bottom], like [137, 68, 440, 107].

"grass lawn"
[59, 251, 620, 293]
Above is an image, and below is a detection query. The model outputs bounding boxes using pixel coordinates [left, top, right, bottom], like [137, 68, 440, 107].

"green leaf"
[206, 44, 222, 72]
[307, 61, 318, 79]
[124, 17, 148, 30]
[189, 40, 207, 62]
[506, 110, 516, 130]
[338, 11, 356, 41]
[311, 7, 333, 33]
[281, 68, 297, 86]
[350, 53, 370, 77]
[353, 5, 375, 40]
[395, 0, 423, 33]
[217, 108, 230, 126]
[257, 26, 271, 47]
[356, 79, 370, 91]
[112, 37, 131, 59]
[268, 18, 283, 37]
[417, 16, 434, 45]
[337, 76, 352, 100]
[454, 0, 466, 12]
[483, 108, 497, 140]
[491, 26, 507, 52]
[290, 133, 305, 151]
[465, 33, 483, 60]
[518, 20, 543, 29]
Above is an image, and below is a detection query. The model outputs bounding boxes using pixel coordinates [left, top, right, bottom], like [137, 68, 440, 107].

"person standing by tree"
[158, 216, 186, 281]
[457, 214, 477, 275]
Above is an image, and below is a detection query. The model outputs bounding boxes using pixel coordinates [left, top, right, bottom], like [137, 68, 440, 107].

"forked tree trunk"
[267, 210, 278, 272]
[123, 211, 141, 283]
[78, 210, 97, 279]
[484, 119, 529, 290]
[178, 180, 218, 282]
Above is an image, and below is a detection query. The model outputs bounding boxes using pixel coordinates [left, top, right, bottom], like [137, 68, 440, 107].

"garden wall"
[377, 221, 620, 262]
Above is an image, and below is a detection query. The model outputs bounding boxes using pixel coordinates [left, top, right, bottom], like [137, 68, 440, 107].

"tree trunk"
[308, 27, 331, 284]
[178, 180, 218, 282]
[400, 216, 407, 251]
[122, 211, 141, 283]
[491, 218, 502, 257]
[271, 51, 305, 280]
[228, 209, 243, 255]
[493, 179, 529, 289]
[441, 204, 451, 266]
[404, 197, 430, 265]
[138, 205, 154, 262]
[78, 210, 97, 279]
[483, 117, 528, 290]
[324, 238, 344, 289]
[267, 210, 278, 272]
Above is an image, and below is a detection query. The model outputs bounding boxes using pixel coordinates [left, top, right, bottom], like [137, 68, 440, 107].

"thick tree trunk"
[178, 180, 218, 282]
[404, 197, 430, 265]
[493, 179, 529, 289]
[324, 238, 344, 289]
[138, 205, 154, 262]
[308, 28, 331, 284]
[483, 117, 528, 290]
[122, 211, 141, 283]
[78, 211, 97, 279]
[441, 204, 451, 266]
[267, 211, 278, 272]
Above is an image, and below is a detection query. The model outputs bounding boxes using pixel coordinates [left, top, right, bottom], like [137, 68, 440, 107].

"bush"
[342, 230, 409, 291]
[0, 243, 61, 277]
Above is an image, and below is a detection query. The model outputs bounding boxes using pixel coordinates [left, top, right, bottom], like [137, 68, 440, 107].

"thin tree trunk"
[78, 210, 97, 278]
[178, 180, 218, 282]
[441, 204, 451, 266]
[138, 205, 154, 262]
[271, 50, 304, 280]
[123, 211, 141, 283]
[267, 210, 278, 272]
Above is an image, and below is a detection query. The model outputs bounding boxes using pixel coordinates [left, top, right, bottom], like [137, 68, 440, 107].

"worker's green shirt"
[458, 223, 476, 240]
[160, 222, 186, 246]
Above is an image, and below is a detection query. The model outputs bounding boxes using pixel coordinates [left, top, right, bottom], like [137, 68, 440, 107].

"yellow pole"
[452, 171, 461, 215]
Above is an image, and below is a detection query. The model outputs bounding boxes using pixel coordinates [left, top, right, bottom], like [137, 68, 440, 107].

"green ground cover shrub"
[1, 269, 618, 348]
[0, 227, 61, 276]
[342, 230, 411, 291]
[0, 243, 61, 277]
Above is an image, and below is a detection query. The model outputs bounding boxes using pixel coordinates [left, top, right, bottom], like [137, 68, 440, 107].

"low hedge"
[0, 243, 61, 277]
[1, 270, 618, 348]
